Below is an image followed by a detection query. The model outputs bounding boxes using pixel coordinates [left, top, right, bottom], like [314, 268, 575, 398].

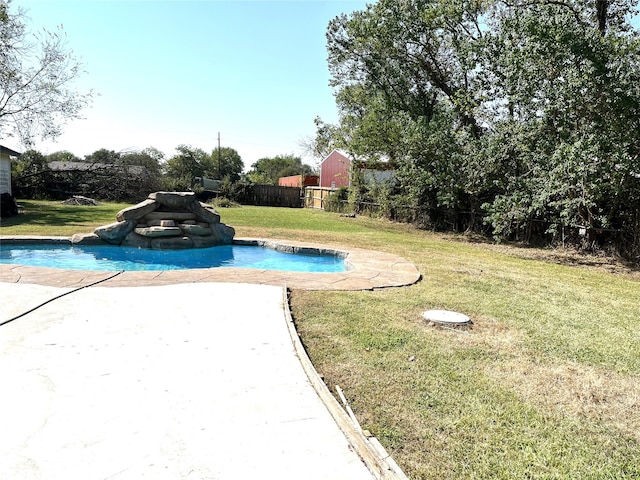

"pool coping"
[0, 236, 422, 291]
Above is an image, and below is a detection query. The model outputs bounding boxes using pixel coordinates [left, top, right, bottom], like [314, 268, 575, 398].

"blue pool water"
[0, 244, 346, 273]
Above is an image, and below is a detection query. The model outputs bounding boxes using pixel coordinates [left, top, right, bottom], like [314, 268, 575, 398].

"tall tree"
[203, 147, 244, 182]
[120, 147, 165, 179]
[482, 0, 640, 242]
[84, 149, 120, 164]
[164, 145, 207, 181]
[10, 149, 48, 198]
[323, 0, 491, 224]
[0, 0, 92, 146]
[326, 0, 487, 137]
[11, 148, 47, 179]
[164, 144, 244, 185]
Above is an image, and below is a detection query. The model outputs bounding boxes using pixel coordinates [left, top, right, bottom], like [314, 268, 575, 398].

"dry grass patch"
[423, 310, 640, 441]
[480, 242, 640, 280]
[487, 358, 640, 441]
[421, 313, 523, 354]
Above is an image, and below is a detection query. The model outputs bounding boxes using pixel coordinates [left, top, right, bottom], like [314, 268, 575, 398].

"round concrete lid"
[422, 309, 471, 325]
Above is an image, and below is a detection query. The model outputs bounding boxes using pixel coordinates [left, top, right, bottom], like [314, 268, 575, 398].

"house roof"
[0, 145, 21, 157]
[320, 149, 351, 166]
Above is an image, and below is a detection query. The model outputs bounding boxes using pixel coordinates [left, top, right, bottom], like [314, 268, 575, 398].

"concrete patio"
[0, 238, 419, 479]
[0, 282, 411, 479]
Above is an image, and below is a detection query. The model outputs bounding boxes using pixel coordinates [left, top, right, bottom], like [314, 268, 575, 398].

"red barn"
[319, 150, 351, 188]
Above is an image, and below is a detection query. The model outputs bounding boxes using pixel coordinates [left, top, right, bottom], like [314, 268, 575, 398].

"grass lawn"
[0, 199, 131, 236]
[3, 200, 640, 479]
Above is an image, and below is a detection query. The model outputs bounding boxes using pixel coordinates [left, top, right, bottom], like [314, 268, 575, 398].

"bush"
[324, 187, 350, 213]
[211, 196, 240, 208]
[0, 193, 19, 218]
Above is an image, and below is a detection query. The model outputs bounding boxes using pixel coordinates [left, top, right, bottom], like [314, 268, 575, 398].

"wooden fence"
[242, 184, 302, 208]
[304, 187, 335, 210]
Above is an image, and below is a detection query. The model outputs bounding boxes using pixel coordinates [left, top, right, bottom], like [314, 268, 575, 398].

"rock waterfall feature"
[72, 192, 234, 249]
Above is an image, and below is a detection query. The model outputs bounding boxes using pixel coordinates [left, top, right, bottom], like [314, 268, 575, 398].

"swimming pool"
[0, 243, 347, 273]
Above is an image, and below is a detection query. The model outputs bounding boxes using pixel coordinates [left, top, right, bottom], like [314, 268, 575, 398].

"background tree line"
[316, 0, 640, 259]
[11, 145, 315, 203]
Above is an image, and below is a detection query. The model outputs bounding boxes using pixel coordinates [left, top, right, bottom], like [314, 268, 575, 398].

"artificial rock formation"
[72, 191, 234, 249]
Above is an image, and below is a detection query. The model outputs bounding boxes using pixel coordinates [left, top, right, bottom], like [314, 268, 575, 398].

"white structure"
[0, 145, 20, 195]
[422, 309, 471, 326]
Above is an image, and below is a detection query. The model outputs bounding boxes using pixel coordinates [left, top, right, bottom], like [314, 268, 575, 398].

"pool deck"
[1, 282, 407, 479]
[0, 237, 422, 291]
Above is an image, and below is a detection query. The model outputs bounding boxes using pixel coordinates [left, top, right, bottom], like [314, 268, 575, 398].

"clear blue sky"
[14, 0, 368, 169]
[11, 1, 640, 170]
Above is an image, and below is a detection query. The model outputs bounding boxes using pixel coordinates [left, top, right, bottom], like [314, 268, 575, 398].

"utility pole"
[217, 132, 221, 180]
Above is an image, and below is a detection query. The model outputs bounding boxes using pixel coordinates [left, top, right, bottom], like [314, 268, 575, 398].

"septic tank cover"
[422, 310, 471, 325]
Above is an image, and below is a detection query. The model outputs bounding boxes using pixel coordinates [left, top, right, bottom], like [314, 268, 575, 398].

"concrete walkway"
[0, 282, 377, 479]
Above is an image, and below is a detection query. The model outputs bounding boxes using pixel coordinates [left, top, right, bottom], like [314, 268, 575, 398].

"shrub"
[324, 187, 350, 213]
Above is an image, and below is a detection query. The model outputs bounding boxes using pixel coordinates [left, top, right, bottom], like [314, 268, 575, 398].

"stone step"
[144, 211, 197, 221]
[134, 226, 183, 237]
[179, 224, 213, 236]
[148, 191, 197, 209]
[116, 199, 158, 222]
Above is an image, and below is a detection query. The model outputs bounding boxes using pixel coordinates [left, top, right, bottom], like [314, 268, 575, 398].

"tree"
[120, 147, 165, 179]
[163, 144, 244, 190]
[246, 154, 314, 185]
[45, 150, 80, 163]
[84, 148, 120, 164]
[322, 0, 640, 255]
[203, 147, 244, 182]
[323, 0, 491, 228]
[10, 149, 48, 196]
[0, 0, 92, 146]
[164, 144, 207, 182]
[481, 0, 640, 244]
[309, 116, 350, 159]
[36, 148, 159, 201]
[326, 0, 486, 137]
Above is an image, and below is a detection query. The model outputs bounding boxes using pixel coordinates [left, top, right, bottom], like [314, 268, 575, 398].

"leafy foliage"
[0, 0, 92, 145]
[323, 186, 349, 213]
[320, 0, 640, 258]
[11, 143, 246, 203]
[212, 147, 244, 183]
[164, 144, 244, 186]
[11, 147, 164, 201]
[246, 154, 314, 185]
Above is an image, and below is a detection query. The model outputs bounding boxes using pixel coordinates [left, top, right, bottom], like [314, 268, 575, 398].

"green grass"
[0, 199, 130, 236]
[3, 200, 640, 479]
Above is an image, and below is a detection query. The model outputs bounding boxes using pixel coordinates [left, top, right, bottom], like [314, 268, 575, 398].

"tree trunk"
[596, 0, 609, 35]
